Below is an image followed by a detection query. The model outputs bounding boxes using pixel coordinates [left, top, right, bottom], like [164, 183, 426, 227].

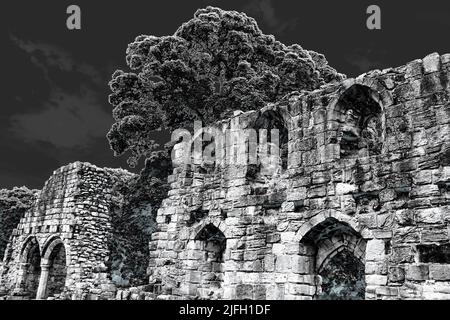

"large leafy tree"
[107, 6, 345, 167]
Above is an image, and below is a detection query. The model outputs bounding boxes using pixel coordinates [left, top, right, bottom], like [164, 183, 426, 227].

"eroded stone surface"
[1, 53, 450, 300]
[0, 162, 136, 300]
[148, 53, 450, 300]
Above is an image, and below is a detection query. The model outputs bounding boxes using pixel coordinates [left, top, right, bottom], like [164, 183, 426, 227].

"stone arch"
[295, 211, 372, 242]
[247, 108, 290, 180]
[39, 236, 68, 299]
[20, 236, 41, 264]
[18, 236, 41, 298]
[194, 223, 227, 257]
[186, 221, 227, 298]
[296, 213, 368, 300]
[189, 218, 227, 241]
[328, 78, 393, 117]
[316, 235, 366, 273]
[41, 236, 66, 261]
[328, 83, 387, 159]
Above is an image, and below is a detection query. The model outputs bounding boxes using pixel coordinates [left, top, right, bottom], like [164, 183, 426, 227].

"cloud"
[346, 55, 382, 73]
[345, 47, 387, 74]
[8, 35, 112, 150]
[10, 35, 103, 85]
[9, 86, 111, 149]
[242, 0, 298, 34]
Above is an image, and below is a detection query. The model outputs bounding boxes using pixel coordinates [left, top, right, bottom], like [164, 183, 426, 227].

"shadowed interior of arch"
[301, 217, 361, 245]
[336, 84, 383, 158]
[194, 223, 226, 260]
[318, 249, 365, 300]
[250, 109, 289, 174]
[45, 241, 67, 298]
[22, 240, 41, 298]
[193, 223, 226, 297]
[300, 217, 366, 300]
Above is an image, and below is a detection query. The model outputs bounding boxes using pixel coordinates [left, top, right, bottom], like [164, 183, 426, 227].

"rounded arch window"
[336, 85, 384, 158]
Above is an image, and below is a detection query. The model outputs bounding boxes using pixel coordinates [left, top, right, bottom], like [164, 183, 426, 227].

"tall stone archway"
[17, 237, 41, 299]
[191, 223, 226, 298]
[37, 237, 67, 299]
[46, 241, 67, 298]
[299, 217, 367, 300]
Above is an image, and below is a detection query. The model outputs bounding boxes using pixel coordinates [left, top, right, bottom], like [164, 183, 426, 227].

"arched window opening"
[318, 249, 365, 300]
[248, 110, 288, 180]
[337, 85, 383, 158]
[195, 224, 226, 263]
[193, 224, 226, 298]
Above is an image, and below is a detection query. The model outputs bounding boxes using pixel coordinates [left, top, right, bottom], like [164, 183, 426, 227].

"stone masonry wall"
[0, 162, 135, 300]
[148, 52, 450, 300]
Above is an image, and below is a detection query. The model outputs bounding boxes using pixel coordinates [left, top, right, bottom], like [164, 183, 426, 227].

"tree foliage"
[107, 6, 345, 167]
[0, 187, 37, 257]
[107, 151, 172, 286]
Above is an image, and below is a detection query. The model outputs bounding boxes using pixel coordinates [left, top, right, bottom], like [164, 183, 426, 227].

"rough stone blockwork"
[1, 53, 449, 301]
[0, 162, 135, 300]
[148, 53, 450, 300]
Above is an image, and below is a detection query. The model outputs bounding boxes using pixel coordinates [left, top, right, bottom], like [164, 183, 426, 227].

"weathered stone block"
[287, 283, 315, 296]
[405, 264, 429, 281]
[429, 264, 450, 281]
[388, 266, 405, 283]
[335, 183, 357, 195]
[375, 286, 399, 297]
[266, 233, 281, 243]
[290, 255, 311, 274]
[366, 239, 386, 261]
[421, 226, 448, 242]
[366, 261, 387, 275]
[235, 284, 253, 300]
[415, 207, 443, 224]
[287, 188, 307, 201]
[423, 52, 441, 73]
[406, 59, 423, 78]
[391, 246, 415, 264]
[441, 53, 450, 65]
[263, 254, 276, 272]
[366, 275, 388, 286]
[394, 226, 420, 243]
[287, 274, 314, 284]
[280, 232, 296, 243]
[410, 185, 440, 199]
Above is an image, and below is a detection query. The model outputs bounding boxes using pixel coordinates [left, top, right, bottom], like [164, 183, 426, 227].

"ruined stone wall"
[0, 162, 135, 300]
[149, 52, 450, 300]
[0, 187, 37, 260]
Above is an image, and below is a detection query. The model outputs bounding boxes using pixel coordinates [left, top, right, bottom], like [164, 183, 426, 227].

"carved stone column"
[36, 264, 50, 300]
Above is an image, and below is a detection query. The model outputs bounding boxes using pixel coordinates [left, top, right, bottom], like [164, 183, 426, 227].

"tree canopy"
[107, 6, 345, 167]
[0, 187, 37, 257]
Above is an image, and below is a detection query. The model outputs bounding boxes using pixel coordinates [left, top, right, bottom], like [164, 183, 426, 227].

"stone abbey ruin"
[1, 51, 450, 300]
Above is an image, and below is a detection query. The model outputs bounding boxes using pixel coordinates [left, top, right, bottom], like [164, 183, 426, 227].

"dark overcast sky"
[2, 0, 450, 189]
